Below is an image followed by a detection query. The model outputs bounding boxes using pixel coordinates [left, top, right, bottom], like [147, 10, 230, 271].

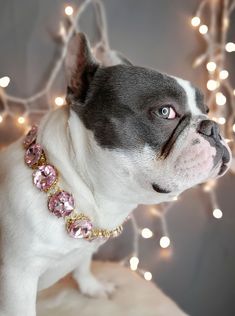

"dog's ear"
[94, 43, 133, 67]
[65, 33, 99, 103]
[114, 51, 132, 66]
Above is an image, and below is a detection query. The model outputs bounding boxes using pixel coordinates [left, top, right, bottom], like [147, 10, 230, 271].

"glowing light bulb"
[233, 124, 235, 132]
[0, 115, 3, 123]
[18, 116, 25, 124]
[199, 24, 208, 34]
[203, 180, 216, 192]
[144, 271, 152, 281]
[160, 236, 170, 249]
[206, 61, 216, 72]
[224, 17, 229, 28]
[0, 76, 10, 88]
[216, 92, 226, 106]
[213, 208, 223, 219]
[59, 23, 66, 38]
[217, 117, 226, 125]
[65, 5, 74, 16]
[150, 207, 160, 217]
[225, 42, 235, 52]
[191, 16, 201, 27]
[54, 96, 64, 106]
[207, 79, 218, 91]
[219, 70, 229, 80]
[172, 196, 178, 201]
[130, 256, 139, 271]
[141, 228, 153, 239]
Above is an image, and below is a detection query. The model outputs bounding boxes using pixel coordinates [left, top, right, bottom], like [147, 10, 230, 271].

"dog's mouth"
[152, 183, 171, 194]
[218, 163, 229, 176]
[218, 147, 231, 176]
[216, 144, 231, 176]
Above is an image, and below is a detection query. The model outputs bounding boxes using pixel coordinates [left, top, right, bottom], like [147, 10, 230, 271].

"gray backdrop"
[0, 1, 235, 315]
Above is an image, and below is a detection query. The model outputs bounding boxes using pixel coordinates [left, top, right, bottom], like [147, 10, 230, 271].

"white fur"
[0, 98, 230, 315]
[173, 77, 203, 115]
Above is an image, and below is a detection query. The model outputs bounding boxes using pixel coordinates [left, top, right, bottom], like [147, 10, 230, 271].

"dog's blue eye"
[157, 106, 176, 119]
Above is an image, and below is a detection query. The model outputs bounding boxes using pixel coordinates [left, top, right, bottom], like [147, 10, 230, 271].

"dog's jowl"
[0, 33, 231, 316]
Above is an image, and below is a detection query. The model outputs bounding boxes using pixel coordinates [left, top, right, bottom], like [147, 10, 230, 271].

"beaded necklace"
[23, 125, 124, 241]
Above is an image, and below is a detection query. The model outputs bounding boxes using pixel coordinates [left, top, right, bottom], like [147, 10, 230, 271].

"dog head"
[65, 33, 232, 204]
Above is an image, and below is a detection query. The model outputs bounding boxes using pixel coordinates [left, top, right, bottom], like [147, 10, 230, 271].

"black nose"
[197, 120, 220, 141]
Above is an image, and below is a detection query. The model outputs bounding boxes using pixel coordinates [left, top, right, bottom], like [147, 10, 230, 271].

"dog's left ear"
[65, 33, 99, 103]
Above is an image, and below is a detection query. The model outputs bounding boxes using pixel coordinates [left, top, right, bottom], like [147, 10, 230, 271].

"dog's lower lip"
[152, 183, 171, 194]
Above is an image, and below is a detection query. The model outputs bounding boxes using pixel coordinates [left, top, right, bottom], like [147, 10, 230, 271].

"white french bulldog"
[0, 33, 231, 316]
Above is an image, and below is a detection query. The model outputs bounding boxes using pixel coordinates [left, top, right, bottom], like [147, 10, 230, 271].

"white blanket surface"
[37, 261, 188, 316]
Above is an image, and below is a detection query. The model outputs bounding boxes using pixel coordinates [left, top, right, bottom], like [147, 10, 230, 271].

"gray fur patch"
[72, 65, 191, 153]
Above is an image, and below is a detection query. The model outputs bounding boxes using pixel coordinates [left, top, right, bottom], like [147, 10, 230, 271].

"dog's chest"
[38, 237, 106, 291]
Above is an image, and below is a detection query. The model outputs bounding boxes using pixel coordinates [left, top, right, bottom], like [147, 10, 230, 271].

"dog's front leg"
[0, 263, 38, 316]
[72, 249, 115, 299]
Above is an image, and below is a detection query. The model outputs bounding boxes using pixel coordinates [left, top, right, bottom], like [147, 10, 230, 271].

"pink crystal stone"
[24, 144, 42, 167]
[33, 165, 57, 191]
[67, 218, 93, 239]
[23, 125, 38, 148]
[48, 191, 74, 218]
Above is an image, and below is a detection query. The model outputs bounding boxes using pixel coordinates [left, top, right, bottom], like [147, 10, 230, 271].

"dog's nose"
[197, 120, 220, 141]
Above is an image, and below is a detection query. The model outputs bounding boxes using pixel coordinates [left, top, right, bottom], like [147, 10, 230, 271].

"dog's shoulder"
[0, 138, 26, 187]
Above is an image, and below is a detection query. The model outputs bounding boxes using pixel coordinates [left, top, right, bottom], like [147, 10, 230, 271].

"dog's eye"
[157, 106, 177, 119]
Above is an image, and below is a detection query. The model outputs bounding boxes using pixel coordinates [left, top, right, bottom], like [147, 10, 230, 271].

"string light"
[141, 228, 153, 239]
[149, 207, 161, 217]
[159, 236, 170, 249]
[65, 5, 74, 16]
[129, 256, 139, 271]
[54, 96, 64, 106]
[17, 116, 25, 124]
[219, 70, 229, 80]
[203, 180, 216, 192]
[0, 76, 10, 88]
[0, 0, 92, 120]
[213, 208, 223, 219]
[0, 115, 3, 123]
[144, 271, 152, 281]
[159, 248, 172, 259]
[191, 16, 201, 27]
[233, 124, 235, 132]
[217, 117, 226, 125]
[206, 61, 216, 72]
[215, 92, 226, 106]
[225, 42, 235, 52]
[59, 22, 66, 39]
[199, 24, 208, 34]
[207, 79, 218, 91]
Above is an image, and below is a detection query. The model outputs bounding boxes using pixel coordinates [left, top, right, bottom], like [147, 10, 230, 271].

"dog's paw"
[79, 275, 116, 299]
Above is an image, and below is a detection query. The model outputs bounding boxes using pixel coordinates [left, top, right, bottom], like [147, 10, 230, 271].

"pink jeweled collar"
[23, 125, 124, 241]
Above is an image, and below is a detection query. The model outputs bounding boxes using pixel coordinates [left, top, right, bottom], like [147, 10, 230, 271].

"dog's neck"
[37, 106, 137, 230]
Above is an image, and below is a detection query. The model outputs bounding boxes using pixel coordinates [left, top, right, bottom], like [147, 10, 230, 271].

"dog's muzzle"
[197, 119, 231, 175]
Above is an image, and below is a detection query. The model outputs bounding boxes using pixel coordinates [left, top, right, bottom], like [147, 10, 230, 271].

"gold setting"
[64, 213, 123, 241]
[31, 151, 47, 169]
